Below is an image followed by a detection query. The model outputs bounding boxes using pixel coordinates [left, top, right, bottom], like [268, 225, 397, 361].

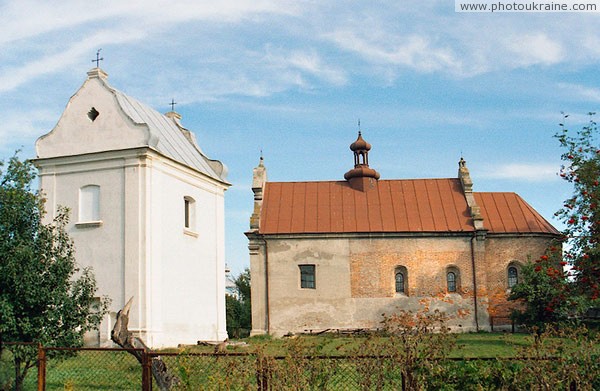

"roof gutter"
[470, 233, 480, 332]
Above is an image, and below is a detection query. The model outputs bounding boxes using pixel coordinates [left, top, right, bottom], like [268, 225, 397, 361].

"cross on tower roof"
[169, 98, 177, 112]
[92, 49, 104, 67]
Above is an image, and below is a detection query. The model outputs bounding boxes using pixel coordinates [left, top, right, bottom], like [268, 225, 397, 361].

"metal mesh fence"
[43, 348, 143, 390]
[2, 343, 599, 390]
[151, 353, 404, 390]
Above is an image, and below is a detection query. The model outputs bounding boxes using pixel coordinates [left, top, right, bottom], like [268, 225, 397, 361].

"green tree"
[509, 251, 574, 331]
[555, 113, 600, 303]
[225, 268, 251, 338]
[0, 153, 108, 390]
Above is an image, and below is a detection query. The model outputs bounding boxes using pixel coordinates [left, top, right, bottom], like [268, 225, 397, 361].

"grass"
[454, 332, 532, 357]
[1, 331, 597, 389]
[184, 332, 534, 358]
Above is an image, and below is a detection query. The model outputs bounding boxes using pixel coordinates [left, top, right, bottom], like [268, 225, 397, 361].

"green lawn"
[454, 332, 532, 357]
[184, 332, 535, 358]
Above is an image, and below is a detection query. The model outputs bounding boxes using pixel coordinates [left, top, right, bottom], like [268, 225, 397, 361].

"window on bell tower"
[79, 185, 100, 222]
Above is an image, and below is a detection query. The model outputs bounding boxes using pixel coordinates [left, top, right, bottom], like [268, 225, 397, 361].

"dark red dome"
[350, 131, 371, 151]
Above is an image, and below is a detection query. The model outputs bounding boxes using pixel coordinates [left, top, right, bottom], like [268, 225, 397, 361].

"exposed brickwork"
[484, 236, 555, 317]
[249, 233, 556, 335]
[349, 237, 474, 298]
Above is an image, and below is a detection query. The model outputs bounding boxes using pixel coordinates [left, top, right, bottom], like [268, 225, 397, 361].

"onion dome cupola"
[344, 131, 380, 191]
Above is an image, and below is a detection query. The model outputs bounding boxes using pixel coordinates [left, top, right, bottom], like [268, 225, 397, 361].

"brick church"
[246, 131, 560, 336]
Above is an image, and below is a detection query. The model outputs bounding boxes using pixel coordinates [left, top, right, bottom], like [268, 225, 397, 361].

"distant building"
[225, 265, 239, 299]
[246, 131, 559, 336]
[34, 67, 230, 347]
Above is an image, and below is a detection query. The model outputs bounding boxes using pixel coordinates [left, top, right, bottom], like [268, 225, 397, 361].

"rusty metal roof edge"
[252, 231, 478, 240]
[252, 230, 560, 240]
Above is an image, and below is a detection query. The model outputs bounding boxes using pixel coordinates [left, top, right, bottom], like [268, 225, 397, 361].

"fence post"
[256, 356, 269, 391]
[142, 350, 152, 391]
[37, 344, 46, 391]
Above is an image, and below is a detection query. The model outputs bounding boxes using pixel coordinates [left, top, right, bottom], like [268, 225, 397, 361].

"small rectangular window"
[299, 264, 315, 289]
[184, 199, 191, 228]
[79, 185, 100, 222]
[183, 196, 196, 232]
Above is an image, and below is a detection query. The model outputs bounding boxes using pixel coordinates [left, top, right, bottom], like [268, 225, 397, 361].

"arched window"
[508, 265, 519, 288]
[447, 272, 457, 292]
[79, 185, 100, 222]
[395, 272, 405, 293]
[446, 266, 460, 293]
[394, 266, 408, 294]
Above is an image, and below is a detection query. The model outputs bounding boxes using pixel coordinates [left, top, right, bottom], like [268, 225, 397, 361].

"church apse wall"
[484, 235, 557, 319]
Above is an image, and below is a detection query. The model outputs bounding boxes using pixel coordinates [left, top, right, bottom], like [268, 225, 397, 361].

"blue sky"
[1, 1, 599, 275]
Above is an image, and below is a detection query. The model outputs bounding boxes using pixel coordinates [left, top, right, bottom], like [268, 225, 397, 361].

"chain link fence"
[2, 342, 599, 390]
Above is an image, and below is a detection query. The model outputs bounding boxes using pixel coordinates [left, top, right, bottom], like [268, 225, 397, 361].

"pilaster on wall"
[458, 158, 491, 329]
[247, 237, 268, 335]
[471, 235, 490, 329]
[247, 156, 269, 335]
[250, 156, 267, 231]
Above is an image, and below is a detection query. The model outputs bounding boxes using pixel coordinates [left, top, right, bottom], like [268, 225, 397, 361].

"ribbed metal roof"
[258, 179, 559, 235]
[474, 192, 558, 234]
[111, 89, 228, 183]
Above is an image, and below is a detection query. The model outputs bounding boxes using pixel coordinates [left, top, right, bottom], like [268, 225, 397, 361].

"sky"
[1, 0, 599, 275]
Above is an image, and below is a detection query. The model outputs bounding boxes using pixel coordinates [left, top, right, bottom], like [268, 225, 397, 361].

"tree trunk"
[111, 297, 179, 390]
[14, 356, 22, 391]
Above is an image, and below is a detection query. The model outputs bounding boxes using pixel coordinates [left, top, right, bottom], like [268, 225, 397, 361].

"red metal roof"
[474, 192, 559, 235]
[259, 179, 559, 235]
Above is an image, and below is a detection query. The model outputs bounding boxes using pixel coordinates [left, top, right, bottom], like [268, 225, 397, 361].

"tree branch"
[111, 297, 179, 390]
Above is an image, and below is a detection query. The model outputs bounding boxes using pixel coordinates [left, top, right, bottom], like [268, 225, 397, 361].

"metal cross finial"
[358, 119, 361, 130]
[92, 49, 104, 67]
[169, 98, 177, 112]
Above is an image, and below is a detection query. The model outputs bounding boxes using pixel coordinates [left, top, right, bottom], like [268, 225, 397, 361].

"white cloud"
[0, 29, 146, 93]
[504, 33, 563, 67]
[0, 0, 302, 47]
[558, 83, 600, 103]
[326, 29, 464, 75]
[0, 0, 305, 95]
[481, 163, 559, 182]
[263, 49, 348, 86]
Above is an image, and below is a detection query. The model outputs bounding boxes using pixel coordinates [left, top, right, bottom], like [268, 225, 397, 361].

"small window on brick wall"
[446, 266, 461, 293]
[508, 265, 519, 288]
[395, 266, 408, 295]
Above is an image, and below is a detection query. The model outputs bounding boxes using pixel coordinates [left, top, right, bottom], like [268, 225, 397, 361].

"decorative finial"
[92, 49, 104, 68]
[169, 98, 177, 112]
[358, 119, 361, 131]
